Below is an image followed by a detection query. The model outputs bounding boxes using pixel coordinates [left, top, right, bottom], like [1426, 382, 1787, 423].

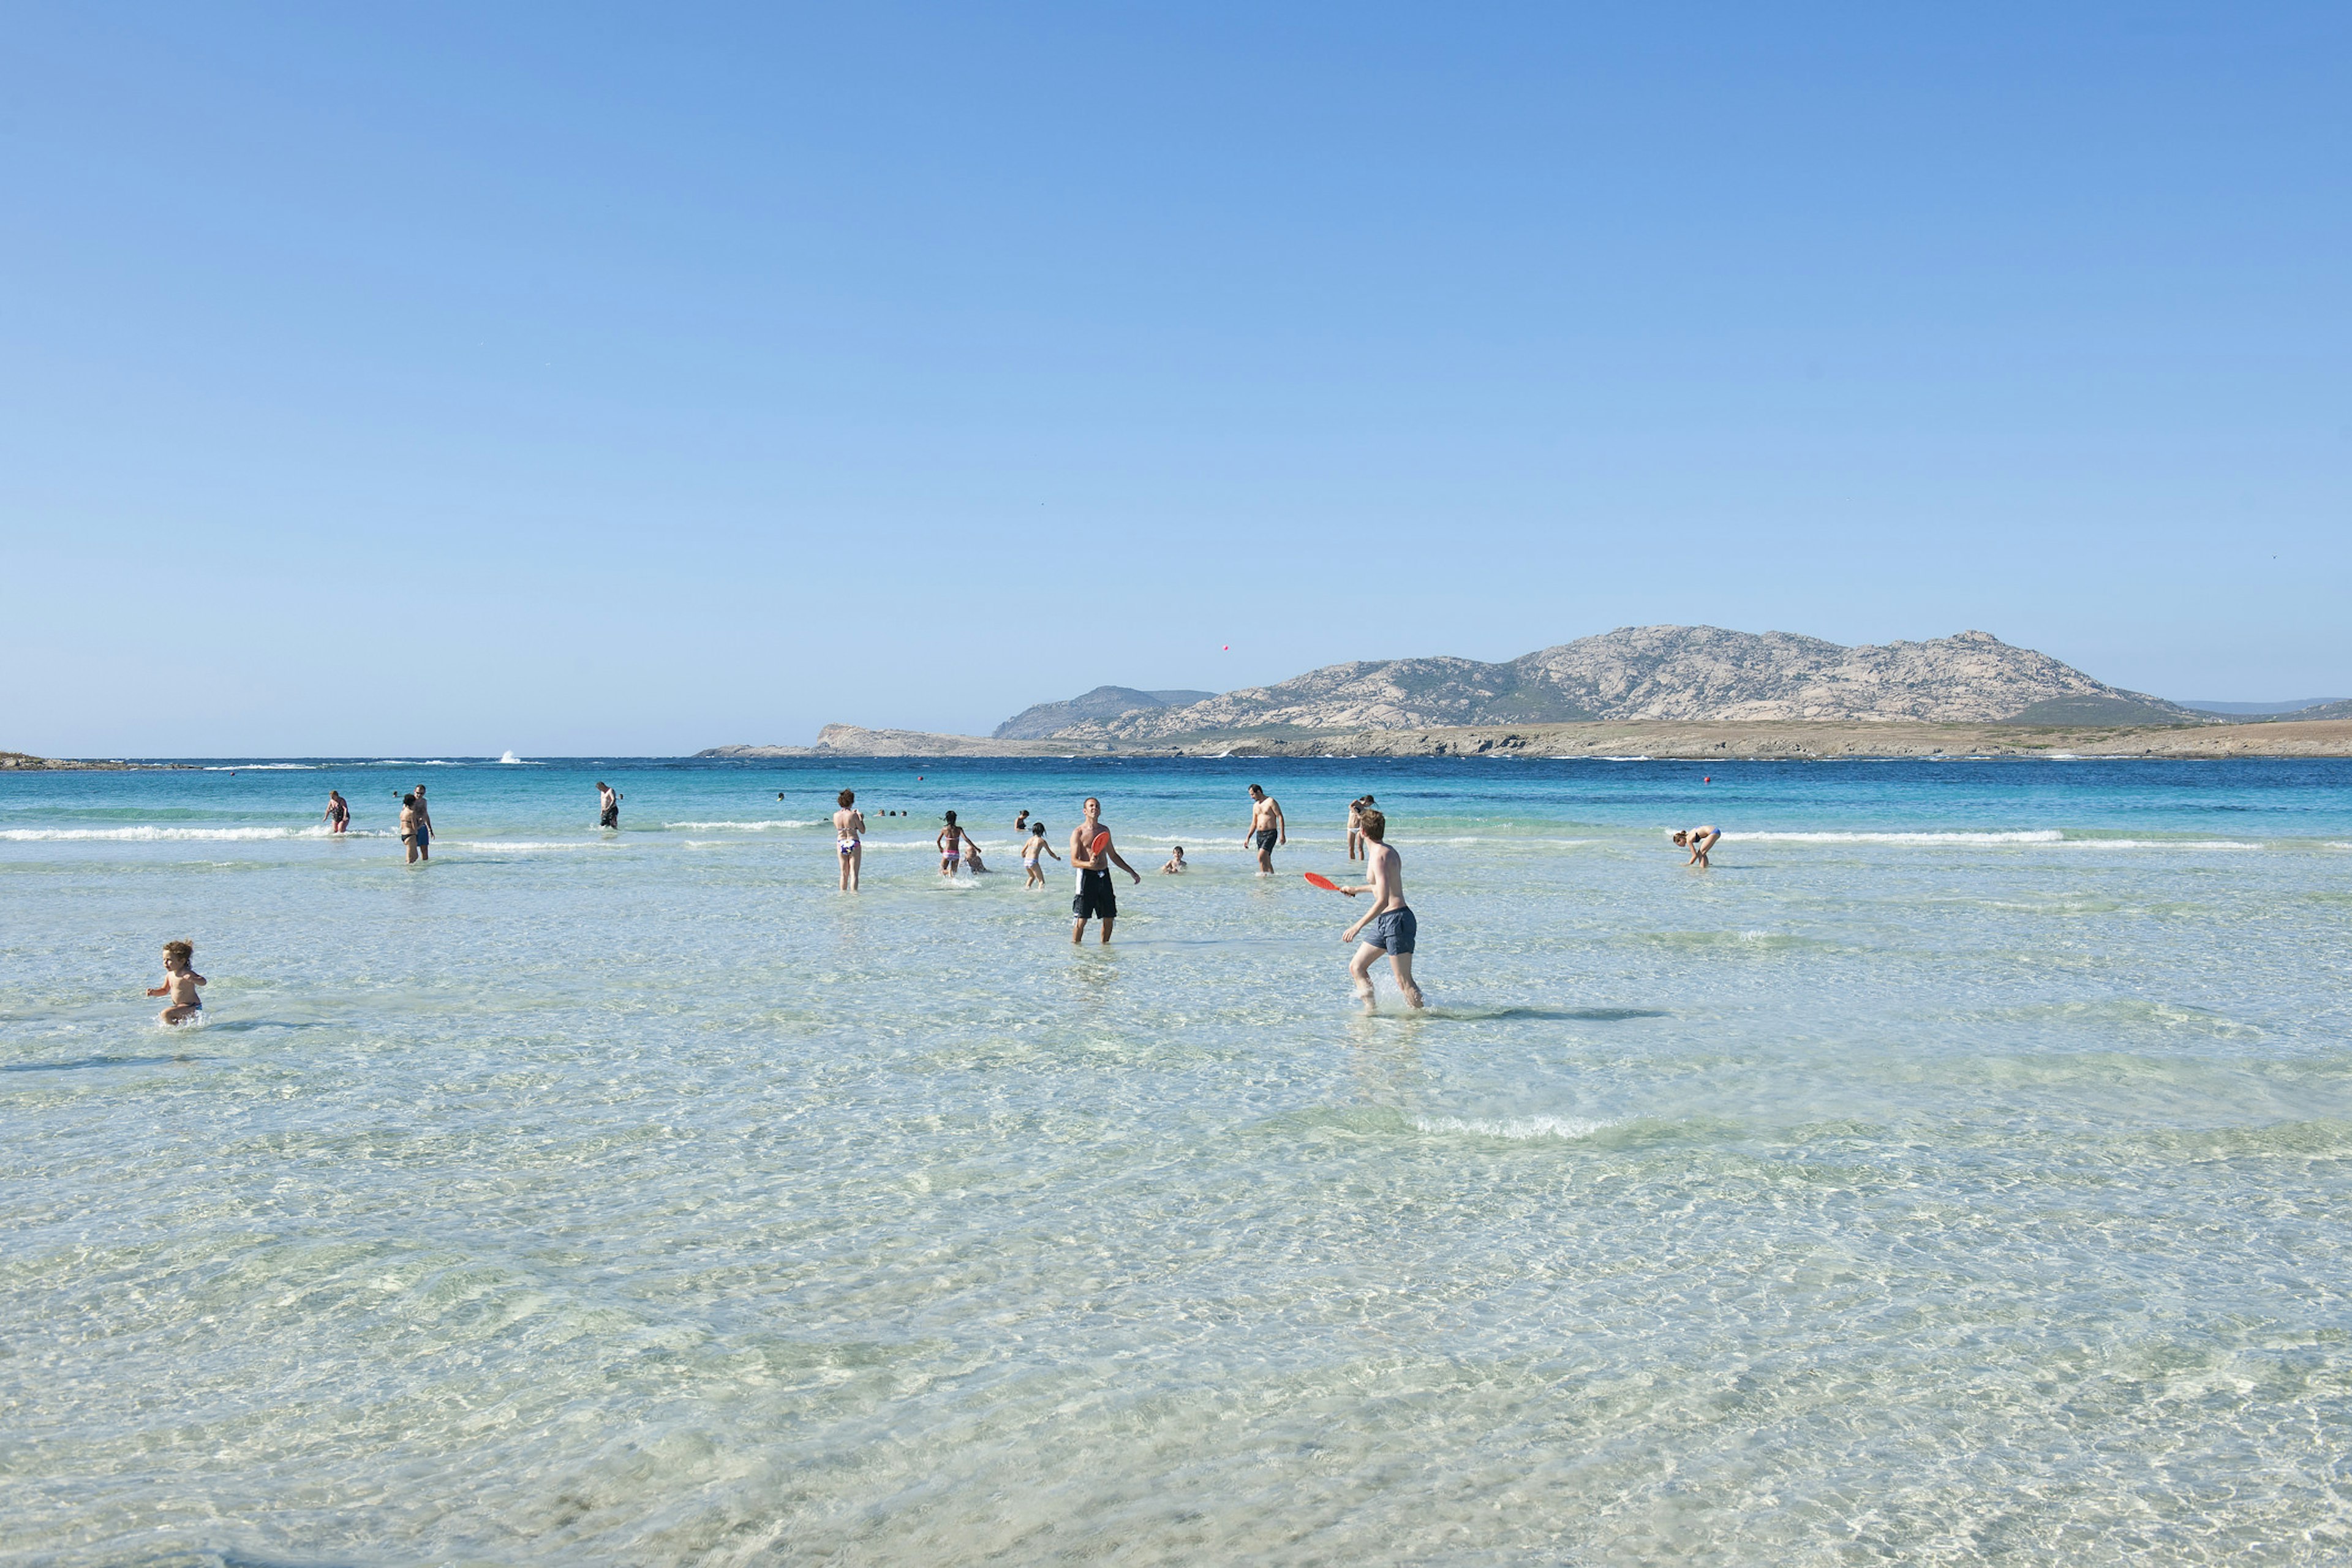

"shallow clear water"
[6, 755, 2352, 1566]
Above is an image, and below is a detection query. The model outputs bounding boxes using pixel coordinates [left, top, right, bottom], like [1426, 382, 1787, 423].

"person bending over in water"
[1671, 826, 1721, 868]
[964, 835, 992, 874]
[146, 940, 207, 1025]
[1338, 807, 1423, 1009]
[938, 812, 971, 876]
[1070, 796, 1140, 944]
[1022, 823, 1060, 888]
[323, 790, 349, 834]
[1161, 845, 1187, 873]
[834, 789, 865, 892]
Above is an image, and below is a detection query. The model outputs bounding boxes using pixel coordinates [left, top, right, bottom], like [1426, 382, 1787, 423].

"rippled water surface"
[7, 756, 2352, 1565]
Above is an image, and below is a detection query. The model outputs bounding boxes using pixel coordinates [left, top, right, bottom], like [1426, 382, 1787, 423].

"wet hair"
[1030, 822, 1046, 835]
[1359, 808, 1387, 842]
[401, 793, 417, 808]
[1671, 830, 1691, 846]
[838, 789, 854, 807]
[162, 940, 193, 967]
[943, 810, 957, 824]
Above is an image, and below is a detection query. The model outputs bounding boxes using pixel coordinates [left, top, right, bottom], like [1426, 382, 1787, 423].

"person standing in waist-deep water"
[833, 789, 865, 892]
[1069, 796, 1140, 944]
[597, 780, 623, 830]
[1671, 825, 1721, 868]
[1243, 783, 1286, 875]
[323, 790, 350, 834]
[1338, 806, 1423, 1009]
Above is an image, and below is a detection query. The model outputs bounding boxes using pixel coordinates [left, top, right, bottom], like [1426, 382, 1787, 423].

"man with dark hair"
[1069, 796, 1140, 943]
[1243, 783, 1286, 875]
[1338, 806, 1423, 1008]
[597, 781, 622, 830]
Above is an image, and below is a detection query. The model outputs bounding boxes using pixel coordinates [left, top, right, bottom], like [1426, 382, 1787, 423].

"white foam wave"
[202, 763, 315, 771]
[1726, 830, 2064, 845]
[1, 825, 387, 842]
[2064, 839, 2264, 851]
[1414, 1115, 1615, 1142]
[661, 820, 816, 831]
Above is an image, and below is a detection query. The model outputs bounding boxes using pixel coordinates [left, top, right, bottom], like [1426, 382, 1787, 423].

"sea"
[6, 754, 2352, 1566]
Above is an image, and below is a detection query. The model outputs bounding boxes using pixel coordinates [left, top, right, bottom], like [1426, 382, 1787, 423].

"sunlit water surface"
[6, 756, 2352, 1565]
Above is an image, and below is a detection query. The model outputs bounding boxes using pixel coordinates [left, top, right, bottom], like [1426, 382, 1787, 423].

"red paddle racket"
[1090, 831, 1111, 855]
[1303, 872, 1342, 891]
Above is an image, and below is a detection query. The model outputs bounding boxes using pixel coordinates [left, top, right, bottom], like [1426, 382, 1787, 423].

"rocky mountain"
[993, 686, 1218, 741]
[1031, 627, 2195, 740]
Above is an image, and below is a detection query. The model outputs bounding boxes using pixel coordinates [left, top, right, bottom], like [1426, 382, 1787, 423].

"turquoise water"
[6, 755, 2352, 1565]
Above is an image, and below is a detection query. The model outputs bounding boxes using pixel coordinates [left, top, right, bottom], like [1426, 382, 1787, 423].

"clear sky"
[4, 4, 2346, 756]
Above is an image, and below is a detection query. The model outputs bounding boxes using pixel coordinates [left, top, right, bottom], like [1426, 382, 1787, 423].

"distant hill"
[1024, 627, 2200, 741]
[993, 686, 1218, 741]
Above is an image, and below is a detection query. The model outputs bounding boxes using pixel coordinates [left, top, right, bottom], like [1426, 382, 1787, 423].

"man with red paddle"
[1069, 796, 1140, 944]
[1315, 805, 1423, 1009]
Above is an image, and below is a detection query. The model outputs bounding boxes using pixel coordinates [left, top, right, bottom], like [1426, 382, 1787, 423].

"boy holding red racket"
[1069, 796, 1141, 944]
[1336, 807, 1423, 1008]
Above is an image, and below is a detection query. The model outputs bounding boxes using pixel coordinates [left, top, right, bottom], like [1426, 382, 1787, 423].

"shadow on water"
[5, 1054, 200, 1073]
[1410, 1005, 1669, 1023]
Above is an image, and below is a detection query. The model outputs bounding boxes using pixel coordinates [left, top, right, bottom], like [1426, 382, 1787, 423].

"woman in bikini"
[938, 811, 968, 876]
[834, 789, 865, 892]
[1671, 825, 1722, 868]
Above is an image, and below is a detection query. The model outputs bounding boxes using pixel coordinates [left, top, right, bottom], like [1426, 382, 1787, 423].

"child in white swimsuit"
[1022, 822, 1060, 888]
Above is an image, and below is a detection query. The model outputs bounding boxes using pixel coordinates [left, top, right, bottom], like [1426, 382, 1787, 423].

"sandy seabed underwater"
[6, 754, 2352, 1566]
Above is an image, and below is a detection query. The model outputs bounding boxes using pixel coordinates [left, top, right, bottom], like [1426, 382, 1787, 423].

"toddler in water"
[146, 940, 206, 1024]
[1161, 845, 1187, 873]
[1022, 822, 1060, 888]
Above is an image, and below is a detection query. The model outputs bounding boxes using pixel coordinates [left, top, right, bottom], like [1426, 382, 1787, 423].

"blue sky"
[4, 4, 2346, 755]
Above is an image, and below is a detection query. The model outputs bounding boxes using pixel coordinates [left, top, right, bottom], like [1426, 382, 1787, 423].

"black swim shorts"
[1072, 869, 1118, 921]
[1362, 906, 1417, 954]
[1253, 828, 1278, 853]
[600, 807, 619, 828]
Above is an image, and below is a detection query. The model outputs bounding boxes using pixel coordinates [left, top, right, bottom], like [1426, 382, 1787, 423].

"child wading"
[1022, 822, 1061, 888]
[1337, 807, 1424, 1008]
[147, 940, 208, 1025]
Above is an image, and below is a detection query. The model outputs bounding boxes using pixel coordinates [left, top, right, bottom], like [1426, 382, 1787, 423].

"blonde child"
[146, 940, 207, 1025]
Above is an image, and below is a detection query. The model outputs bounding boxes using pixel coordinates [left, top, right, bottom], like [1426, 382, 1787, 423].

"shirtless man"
[597, 780, 622, 830]
[1243, 783, 1286, 875]
[1671, 825, 1722, 869]
[1338, 806, 1423, 1008]
[834, 788, 865, 892]
[1069, 796, 1140, 944]
[412, 784, 435, 857]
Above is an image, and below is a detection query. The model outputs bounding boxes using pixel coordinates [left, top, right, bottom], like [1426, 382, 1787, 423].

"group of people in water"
[826, 783, 1428, 1004]
[247, 777, 1722, 1017]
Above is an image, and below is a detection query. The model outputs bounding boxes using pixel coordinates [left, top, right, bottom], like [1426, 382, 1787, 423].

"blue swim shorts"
[1362, 906, 1417, 954]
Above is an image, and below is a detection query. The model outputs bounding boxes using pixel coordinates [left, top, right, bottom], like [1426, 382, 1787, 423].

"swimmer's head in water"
[838, 789, 854, 807]
[163, 940, 194, 970]
[1359, 809, 1387, 842]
